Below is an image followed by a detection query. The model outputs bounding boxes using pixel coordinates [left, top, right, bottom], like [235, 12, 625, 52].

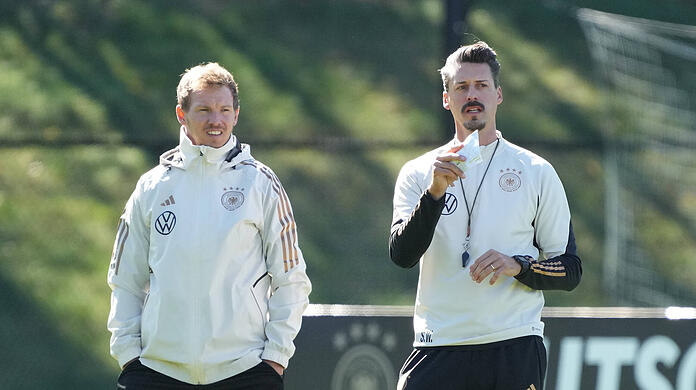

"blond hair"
[177, 62, 239, 111]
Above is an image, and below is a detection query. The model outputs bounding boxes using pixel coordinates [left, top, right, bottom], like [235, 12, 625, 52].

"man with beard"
[108, 62, 311, 389]
[389, 41, 582, 389]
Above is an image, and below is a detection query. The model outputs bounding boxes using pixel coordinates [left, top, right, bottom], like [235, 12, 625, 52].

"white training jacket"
[390, 135, 580, 347]
[107, 129, 311, 385]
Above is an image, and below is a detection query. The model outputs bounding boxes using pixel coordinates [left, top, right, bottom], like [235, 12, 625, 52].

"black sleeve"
[389, 191, 445, 268]
[514, 221, 582, 291]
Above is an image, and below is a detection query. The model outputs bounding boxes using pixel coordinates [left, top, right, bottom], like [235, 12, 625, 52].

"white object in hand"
[452, 130, 483, 172]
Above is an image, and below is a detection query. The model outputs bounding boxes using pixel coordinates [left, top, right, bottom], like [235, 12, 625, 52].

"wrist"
[426, 186, 446, 201]
[512, 255, 533, 277]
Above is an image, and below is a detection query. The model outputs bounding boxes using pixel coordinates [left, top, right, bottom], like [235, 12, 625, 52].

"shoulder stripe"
[240, 161, 283, 194]
[260, 165, 300, 271]
[239, 160, 299, 272]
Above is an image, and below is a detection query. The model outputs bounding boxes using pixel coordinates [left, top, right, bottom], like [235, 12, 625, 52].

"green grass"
[0, 147, 140, 387]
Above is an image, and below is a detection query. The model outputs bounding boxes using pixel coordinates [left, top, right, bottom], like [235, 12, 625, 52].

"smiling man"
[389, 42, 582, 389]
[108, 63, 311, 390]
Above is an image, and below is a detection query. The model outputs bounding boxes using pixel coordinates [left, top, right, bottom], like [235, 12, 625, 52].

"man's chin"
[206, 134, 232, 148]
[463, 121, 486, 132]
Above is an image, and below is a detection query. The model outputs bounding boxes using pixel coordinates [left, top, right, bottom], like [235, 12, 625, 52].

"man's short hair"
[439, 41, 501, 91]
[177, 62, 239, 111]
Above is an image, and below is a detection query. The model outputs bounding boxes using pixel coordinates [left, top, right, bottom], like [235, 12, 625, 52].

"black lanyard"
[458, 138, 500, 267]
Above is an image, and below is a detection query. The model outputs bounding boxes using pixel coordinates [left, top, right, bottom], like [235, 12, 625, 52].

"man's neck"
[456, 127, 499, 145]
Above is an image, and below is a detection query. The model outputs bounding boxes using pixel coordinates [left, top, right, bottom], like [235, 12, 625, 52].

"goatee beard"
[464, 120, 485, 131]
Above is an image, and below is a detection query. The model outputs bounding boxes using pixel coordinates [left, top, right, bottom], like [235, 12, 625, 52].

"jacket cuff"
[424, 189, 446, 205]
[116, 345, 142, 369]
[261, 348, 289, 369]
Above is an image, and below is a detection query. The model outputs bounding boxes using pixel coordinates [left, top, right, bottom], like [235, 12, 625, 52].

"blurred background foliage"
[0, 0, 695, 388]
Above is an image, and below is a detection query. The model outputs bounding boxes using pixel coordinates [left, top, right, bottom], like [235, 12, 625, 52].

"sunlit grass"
[636, 201, 696, 288]
[468, 8, 603, 140]
[0, 147, 147, 373]
[0, 29, 113, 139]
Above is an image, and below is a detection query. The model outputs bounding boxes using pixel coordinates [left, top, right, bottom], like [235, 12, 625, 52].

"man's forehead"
[451, 63, 494, 83]
[189, 85, 235, 104]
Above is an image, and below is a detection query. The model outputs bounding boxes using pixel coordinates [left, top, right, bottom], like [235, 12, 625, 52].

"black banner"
[285, 306, 696, 390]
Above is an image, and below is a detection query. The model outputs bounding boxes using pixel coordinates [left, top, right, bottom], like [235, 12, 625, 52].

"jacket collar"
[444, 130, 505, 150]
[160, 127, 252, 169]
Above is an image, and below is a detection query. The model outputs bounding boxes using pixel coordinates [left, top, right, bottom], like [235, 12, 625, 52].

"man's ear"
[232, 106, 240, 126]
[442, 91, 451, 111]
[176, 105, 186, 125]
[497, 86, 503, 105]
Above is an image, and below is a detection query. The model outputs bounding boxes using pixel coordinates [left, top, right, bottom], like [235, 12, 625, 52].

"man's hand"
[469, 249, 522, 285]
[122, 357, 139, 370]
[263, 359, 284, 376]
[428, 145, 466, 200]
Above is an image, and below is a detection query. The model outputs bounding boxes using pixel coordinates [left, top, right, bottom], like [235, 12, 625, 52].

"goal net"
[577, 8, 696, 305]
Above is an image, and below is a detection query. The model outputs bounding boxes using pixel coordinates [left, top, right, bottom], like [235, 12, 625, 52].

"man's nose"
[209, 112, 224, 124]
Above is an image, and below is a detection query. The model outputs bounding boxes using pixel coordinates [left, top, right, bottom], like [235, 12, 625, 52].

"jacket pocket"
[250, 272, 271, 325]
[140, 290, 151, 348]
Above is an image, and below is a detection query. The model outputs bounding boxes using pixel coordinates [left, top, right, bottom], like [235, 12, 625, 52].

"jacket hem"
[140, 352, 261, 385]
[412, 322, 544, 348]
[261, 349, 290, 369]
[115, 345, 142, 369]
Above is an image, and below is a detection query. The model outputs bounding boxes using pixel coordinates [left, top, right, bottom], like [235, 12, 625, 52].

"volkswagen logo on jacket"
[155, 211, 176, 235]
[442, 192, 458, 215]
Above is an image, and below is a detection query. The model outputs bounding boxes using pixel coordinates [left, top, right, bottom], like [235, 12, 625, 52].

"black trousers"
[398, 336, 546, 390]
[117, 360, 283, 390]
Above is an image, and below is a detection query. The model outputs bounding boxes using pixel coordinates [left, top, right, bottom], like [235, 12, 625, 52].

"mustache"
[461, 101, 485, 113]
